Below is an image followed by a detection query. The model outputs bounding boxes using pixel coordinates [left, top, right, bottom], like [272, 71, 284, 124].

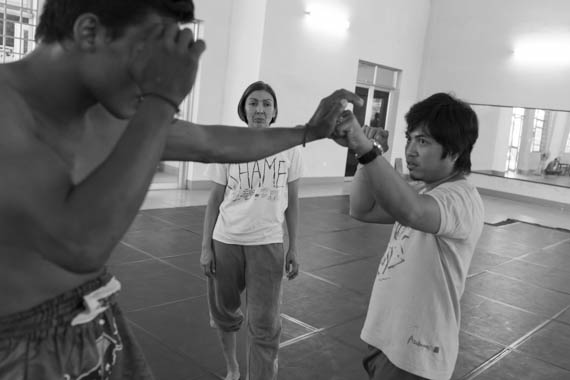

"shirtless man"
[0, 0, 361, 378]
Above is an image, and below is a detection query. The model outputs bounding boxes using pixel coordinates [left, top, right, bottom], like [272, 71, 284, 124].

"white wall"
[493, 108, 513, 172]
[219, 0, 269, 125]
[258, 0, 431, 177]
[421, 0, 570, 198]
[193, 0, 234, 125]
[189, 0, 235, 181]
[189, 0, 431, 181]
[420, 0, 570, 110]
[471, 105, 501, 171]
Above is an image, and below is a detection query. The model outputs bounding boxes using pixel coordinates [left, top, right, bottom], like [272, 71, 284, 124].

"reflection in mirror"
[470, 104, 570, 188]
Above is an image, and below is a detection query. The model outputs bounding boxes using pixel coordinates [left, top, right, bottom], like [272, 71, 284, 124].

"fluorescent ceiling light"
[513, 38, 570, 65]
[305, 5, 350, 34]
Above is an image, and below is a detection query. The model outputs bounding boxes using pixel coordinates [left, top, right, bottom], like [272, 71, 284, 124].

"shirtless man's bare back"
[0, 1, 361, 378]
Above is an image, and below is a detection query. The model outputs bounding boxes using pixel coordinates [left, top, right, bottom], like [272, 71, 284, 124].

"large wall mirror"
[471, 104, 570, 188]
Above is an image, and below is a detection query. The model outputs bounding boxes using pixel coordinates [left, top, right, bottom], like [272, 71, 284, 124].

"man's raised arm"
[163, 89, 363, 163]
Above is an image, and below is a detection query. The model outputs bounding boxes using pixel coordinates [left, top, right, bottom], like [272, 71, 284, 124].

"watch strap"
[357, 141, 383, 165]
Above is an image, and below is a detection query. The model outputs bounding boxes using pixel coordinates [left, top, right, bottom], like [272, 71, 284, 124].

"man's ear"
[450, 152, 459, 163]
[71, 13, 104, 52]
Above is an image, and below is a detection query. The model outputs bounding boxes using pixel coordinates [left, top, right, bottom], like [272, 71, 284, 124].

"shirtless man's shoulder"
[0, 65, 100, 316]
[0, 65, 71, 203]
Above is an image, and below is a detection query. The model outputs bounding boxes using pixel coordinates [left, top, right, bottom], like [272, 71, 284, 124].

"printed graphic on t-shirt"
[377, 222, 411, 281]
[227, 157, 288, 202]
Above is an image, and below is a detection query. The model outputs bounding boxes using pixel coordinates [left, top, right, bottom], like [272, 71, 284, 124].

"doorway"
[345, 61, 399, 177]
[344, 86, 390, 177]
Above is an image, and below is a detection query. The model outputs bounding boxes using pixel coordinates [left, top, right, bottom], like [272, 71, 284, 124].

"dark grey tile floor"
[109, 195, 570, 380]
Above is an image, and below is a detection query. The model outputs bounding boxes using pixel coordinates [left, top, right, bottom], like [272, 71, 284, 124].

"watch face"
[372, 140, 383, 154]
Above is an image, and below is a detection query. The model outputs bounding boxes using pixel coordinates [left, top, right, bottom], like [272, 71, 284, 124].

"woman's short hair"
[237, 81, 278, 124]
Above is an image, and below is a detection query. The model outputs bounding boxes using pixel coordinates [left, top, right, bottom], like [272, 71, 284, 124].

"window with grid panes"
[530, 109, 546, 152]
[0, 0, 38, 63]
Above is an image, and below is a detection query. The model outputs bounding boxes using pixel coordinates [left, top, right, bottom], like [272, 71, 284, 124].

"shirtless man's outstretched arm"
[0, 21, 205, 273]
[0, 1, 360, 377]
[0, 1, 360, 314]
[78, 88, 362, 178]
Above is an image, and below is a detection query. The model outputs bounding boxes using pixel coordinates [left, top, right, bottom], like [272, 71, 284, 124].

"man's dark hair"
[237, 81, 278, 125]
[405, 92, 478, 173]
[36, 0, 195, 43]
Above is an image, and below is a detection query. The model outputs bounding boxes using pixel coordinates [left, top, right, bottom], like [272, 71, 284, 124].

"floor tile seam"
[300, 226, 366, 238]
[541, 237, 570, 250]
[466, 254, 520, 278]
[485, 269, 570, 297]
[463, 292, 545, 316]
[279, 328, 325, 348]
[328, 224, 383, 233]
[466, 270, 488, 279]
[125, 317, 215, 377]
[481, 247, 539, 259]
[281, 313, 319, 332]
[300, 271, 368, 297]
[458, 345, 515, 380]
[180, 226, 204, 235]
[554, 318, 570, 327]
[125, 294, 205, 313]
[460, 305, 570, 380]
[514, 245, 565, 260]
[116, 241, 157, 258]
[316, 312, 370, 351]
[510, 347, 570, 373]
[306, 255, 379, 273]
[512, 255, 559, 269]
[133, 213, 203, 237]
[310, 243, 355, 256]
[131, 212, 183, 227]
[471, 266, 556, 291]
[156, 250, 202, 259]
[493, 252, 537, 266]
[458, 329, 508, 349]
[121, 242, 207, 282]
[300, 271, 344, 289]
[498, 307, 570, 364]
[515, 257, 570, 275]
[127, 226, 182, 234]
[317, 312, 368, 333]
[109, 257, 156, 267]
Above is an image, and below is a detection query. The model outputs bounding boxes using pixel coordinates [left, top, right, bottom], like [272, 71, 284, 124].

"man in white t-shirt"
[334, 93, 484, 380]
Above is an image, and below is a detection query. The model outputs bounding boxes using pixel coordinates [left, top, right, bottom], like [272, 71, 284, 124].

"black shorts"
[0, 272, 153, 380]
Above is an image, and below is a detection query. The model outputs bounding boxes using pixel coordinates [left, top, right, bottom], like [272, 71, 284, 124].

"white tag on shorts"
[71, 277, 122, 326]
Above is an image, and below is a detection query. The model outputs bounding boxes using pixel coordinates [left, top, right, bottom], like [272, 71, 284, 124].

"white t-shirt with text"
[209, 147, 303, 245]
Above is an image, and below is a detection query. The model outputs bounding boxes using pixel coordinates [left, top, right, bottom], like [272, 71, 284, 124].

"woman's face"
[244, 90, 276, 128]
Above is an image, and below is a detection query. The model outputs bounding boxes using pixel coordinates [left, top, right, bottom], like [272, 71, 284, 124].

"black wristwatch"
[356, 140, 383, 165]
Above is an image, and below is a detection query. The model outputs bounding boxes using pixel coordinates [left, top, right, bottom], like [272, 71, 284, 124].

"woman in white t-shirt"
[200, 81, 302, 380]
